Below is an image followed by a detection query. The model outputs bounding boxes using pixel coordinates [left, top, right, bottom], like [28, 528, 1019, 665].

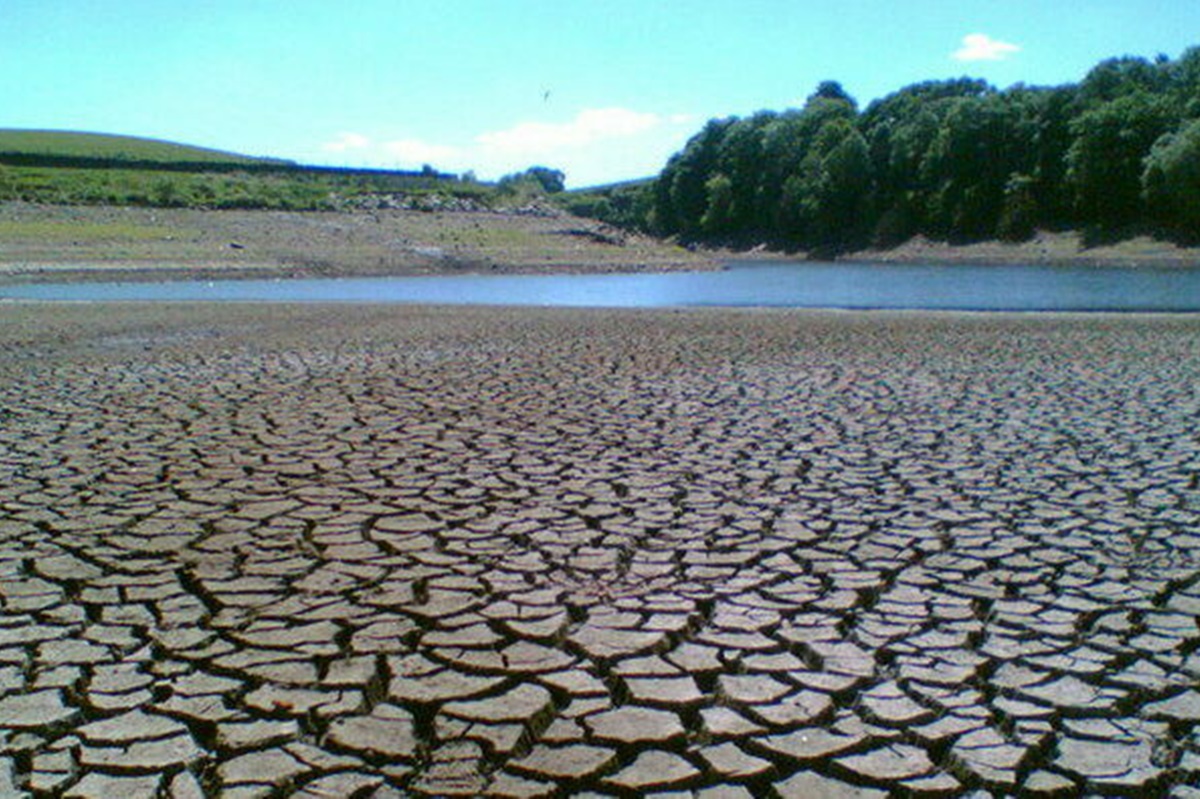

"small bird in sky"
[542, 89, 552, 102]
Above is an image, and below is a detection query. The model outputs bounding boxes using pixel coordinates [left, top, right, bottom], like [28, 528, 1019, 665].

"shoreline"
[718, 229, 1200, 270]
[3, 203, 1199, 285]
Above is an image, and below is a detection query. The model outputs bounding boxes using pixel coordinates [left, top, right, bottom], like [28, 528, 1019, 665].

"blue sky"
[3, 1, 1197, 187]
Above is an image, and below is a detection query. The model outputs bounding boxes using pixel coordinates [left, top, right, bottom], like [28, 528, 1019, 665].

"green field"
[0, 129, 272, 164]
[0, 129, 491, 211]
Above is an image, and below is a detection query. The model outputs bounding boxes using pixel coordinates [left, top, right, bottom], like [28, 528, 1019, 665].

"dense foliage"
[498, 166, 567, 196]
[609, 48, 1200, 249]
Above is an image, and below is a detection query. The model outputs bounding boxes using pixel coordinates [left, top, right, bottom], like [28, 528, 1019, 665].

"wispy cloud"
[312, 107, 695, 187]
[381, 139, 461, 165]
[475, 108, 662, 155]
[321, 132, 371, 153]
[953, 33, 1020, 62]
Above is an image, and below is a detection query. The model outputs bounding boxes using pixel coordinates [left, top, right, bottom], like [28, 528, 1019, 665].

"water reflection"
[3, 262, 1198, 311]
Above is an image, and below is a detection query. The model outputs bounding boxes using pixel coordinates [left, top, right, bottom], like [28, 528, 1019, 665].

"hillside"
[0, 129, 274, 165]
[0, 128, 475, 210]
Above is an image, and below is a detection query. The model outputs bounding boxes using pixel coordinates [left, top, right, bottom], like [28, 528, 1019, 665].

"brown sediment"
[0, 203, 714, 284]
[1, 302, 1199, 795]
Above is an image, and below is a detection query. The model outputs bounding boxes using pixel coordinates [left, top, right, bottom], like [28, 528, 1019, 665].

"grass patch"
[0, 220, 193, 242]
[0, 130, 269, 164]
[0, 166, 337, 210]
[0, 129, 530, 215]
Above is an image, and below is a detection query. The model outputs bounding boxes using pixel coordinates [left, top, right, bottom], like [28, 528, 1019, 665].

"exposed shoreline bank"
[2, 202, 1198, 285]
[715, 229, 1200, 270]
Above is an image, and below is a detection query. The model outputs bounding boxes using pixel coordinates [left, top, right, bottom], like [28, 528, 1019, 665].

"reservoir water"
[3, 261, 1199, 311]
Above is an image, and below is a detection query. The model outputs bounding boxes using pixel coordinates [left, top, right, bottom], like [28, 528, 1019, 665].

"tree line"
[597, 48, 1200, 250]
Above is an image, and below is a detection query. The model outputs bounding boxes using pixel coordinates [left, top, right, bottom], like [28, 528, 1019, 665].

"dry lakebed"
[0, 297, 1199, 796]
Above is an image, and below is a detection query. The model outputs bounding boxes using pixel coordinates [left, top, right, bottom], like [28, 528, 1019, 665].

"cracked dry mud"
[2, 303, 1200, 797]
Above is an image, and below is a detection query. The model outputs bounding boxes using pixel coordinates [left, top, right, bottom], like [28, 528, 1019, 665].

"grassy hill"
[0, 129, 274, 165]
[0, 128, 483, 211]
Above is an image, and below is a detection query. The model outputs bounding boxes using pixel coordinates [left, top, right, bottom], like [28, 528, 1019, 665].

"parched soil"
[0, 202, 714, 284]
[2, 303, 1199, 796]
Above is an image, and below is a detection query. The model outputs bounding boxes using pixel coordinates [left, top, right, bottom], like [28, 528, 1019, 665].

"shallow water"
[4, 261, 1199, 311]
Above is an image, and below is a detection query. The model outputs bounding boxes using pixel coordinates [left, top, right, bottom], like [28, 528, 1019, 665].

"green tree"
[1066, 92, 1177, 226]
[779, 118, 872, 247]
[1143, 118, 1200, 235]
[713, 112, 775, 233]
[632, 48, 1200, 248]
[997, 173, 1038, 241]
[1077, 56, 1169, 105]
[700, 173, 735, 234]
[808, 80, 858, 110]
[498, 166, 566, 195]
[761, 91, 858, 239]
[526, 166, 566, 193]
[860, 78, 992, 242]
[654, 118, 733, 235]
[921, 92, 1040, 239]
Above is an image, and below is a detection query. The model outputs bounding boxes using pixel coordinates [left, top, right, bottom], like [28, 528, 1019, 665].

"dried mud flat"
[2, 303, 1200, 797]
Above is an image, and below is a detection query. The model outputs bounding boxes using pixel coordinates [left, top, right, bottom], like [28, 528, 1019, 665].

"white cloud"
[476, 108, 662, 155]
[953, 33, 1020, 62]
[309, 106, 696, 187]
[321, 132, 371, 152]
[381, 138, 461, 166]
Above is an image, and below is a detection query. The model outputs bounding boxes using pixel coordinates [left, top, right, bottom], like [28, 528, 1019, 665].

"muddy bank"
[0, 202, 714, 284]
[5, 202, 1199, 287]
[841, 230, 1200, 268]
